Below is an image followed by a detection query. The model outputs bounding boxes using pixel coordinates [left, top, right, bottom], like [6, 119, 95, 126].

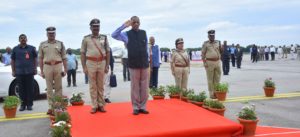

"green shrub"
[3, 96, 21, 109]
[188, 91, 207, 102]
[70, 92, 84, 103]
[209, 100, 225, 109]
[55, 112, 71, 123]
[215, 83, 229, 92]
[264, 78, 275, 88]
[150, 86, 166, 96]
[51, 121, 71, 137]
[166, 85, 181, 95]
[237, 104, 257, 120]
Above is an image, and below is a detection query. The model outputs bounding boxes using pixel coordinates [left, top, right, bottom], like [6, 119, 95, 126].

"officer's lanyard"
[176, 51, 189, 66]
[91, 38, 104, 58]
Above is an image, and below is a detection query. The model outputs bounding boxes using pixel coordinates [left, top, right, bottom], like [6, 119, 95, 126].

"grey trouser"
[129, 68, 149, 110]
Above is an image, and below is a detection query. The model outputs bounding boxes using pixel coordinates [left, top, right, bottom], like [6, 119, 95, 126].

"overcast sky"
[0, 0, 299, 49]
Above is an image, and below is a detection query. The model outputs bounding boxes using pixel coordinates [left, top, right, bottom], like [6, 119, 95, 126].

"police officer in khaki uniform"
[201, 30, 221, 99]
[81, 18, 110, 114]
[38, 27, 67, 115]
[171, 38, 190, 92]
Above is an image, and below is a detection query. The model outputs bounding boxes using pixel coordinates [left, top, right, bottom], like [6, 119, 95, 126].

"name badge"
[25, 52, 30, 59]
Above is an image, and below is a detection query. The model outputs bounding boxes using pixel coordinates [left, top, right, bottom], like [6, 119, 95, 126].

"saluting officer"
[38, 27, 67, 115]
[171, 38, 190, 92]
[81, 18, 110, 114]
[201, 30, 222, 99]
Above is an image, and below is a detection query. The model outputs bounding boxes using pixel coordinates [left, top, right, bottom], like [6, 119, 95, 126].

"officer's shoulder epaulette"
[56, 40, 63, 44]
[84, 34, 92, 38]
[214, 40, 220, 43]
[40, 41, 48, 45]
[100, 34, 107, 37]
[204, 40, 210, 44]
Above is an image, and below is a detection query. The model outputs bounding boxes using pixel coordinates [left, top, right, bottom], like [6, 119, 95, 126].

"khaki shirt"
[171, 50, 190, 66]
[201, 40, 221, 59]
[38, 40, 66, 62]
[81, 34, 110, 57]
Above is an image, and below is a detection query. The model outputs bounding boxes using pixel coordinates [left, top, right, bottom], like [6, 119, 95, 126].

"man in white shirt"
[121, 46, 130, 81]
[290, 44, 296, 60]
[270, 45, 276, 61]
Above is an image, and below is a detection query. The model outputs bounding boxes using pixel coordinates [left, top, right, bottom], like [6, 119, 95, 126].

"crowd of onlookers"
[250, 44, 300, 62]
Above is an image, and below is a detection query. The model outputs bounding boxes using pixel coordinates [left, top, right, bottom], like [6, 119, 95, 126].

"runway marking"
[0, 92, 299, 122]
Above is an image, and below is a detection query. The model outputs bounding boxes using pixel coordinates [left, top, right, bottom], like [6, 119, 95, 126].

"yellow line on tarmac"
[225, 92, 300, 103]
[0, 115, 49, 122]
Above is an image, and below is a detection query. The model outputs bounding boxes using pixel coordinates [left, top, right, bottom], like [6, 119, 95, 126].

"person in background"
[296, 45, 300, 61]
[104, 47, 114, 103]
[230, 44, 236, 67]
[149, 36, 161, 88]
[0, 53, 3, 63]
[112, 16, 150, 115]
[2, 47, 12, 65]
[290, 44, 296, 60]
[252, 45, 258, 63]
[121, 45, 130, 81]
[277, 46, 283, 59]
[282, 45, 288, 58]
[264, 46, 270, 61]
[66, 48, 78, 87]
[11, 34, 37, 111]
[221, 40, 230, 75]
[171, 38, 190, 92]
[235, 44, 243, 69]
[270, 45, 276, 61]
[259, 46, 265, 61]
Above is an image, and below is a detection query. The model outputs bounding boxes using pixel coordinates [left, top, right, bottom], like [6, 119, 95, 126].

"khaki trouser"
[87, 60, 106, 109]
[205, 60, 221, 98]
[44, 63, 63, 108]
[174, 67, 189, 92]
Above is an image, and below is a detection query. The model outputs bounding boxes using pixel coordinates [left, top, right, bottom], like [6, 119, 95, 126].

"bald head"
[149, 36, 155, 45]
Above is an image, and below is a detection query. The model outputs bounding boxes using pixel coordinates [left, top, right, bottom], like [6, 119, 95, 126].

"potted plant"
[181, 89, 193, 102]
[203, 99, 212, 109]
[187, 91, 207, 107]
[150, 86, 166, 100]
[3, 96, 21, 118]
[51, 121, 71, 137]
[55, 111, 71, 123]
[237, 104, 259, 136]
[70, 92, 84, 106]
[214, 82, 229, 101]
[166, 85, 181, 99]
[208, 99, 226, 116]
[263, 78, 275, 97]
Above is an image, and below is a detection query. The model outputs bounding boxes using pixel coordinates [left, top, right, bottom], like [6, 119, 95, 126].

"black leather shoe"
[133, 110, 139, 115]
[105, 98, 111, 103]
[19, 106, 26, 111]
[27, 106, 33, 111]
[139, 109, 149, 114]
[98, 106, 106, 113]
[90, 108, 97, 114]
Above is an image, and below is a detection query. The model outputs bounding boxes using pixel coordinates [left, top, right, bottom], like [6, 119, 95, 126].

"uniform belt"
[86, 56, 106, 62]
[44, 61, 62, 65]
[206, 58, 219, 61]
[175, 64, 188, 67]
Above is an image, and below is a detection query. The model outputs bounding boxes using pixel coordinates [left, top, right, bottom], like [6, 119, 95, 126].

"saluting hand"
[124, 20, 132, 28]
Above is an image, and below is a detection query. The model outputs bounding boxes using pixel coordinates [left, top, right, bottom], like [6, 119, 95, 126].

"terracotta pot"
[188, 100, 204, 107]
[215, 92, 227, 101]
[152, 95, 165, 100]
[238, 118, 259, 136]
[3, 107, 17, 118]
[71, 101, 84, 106]
[203, 105, 209, 110]
[264, 87, 275, 97]
[180, 96, 188, 102]
[169, 94, 180, 99]
[49, 115, 55, 121]
[208, 107, 226, 116]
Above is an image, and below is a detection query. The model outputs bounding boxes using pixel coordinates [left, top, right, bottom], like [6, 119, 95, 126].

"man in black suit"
[221, 41, 230, 75]
[235, 44, 243, 68]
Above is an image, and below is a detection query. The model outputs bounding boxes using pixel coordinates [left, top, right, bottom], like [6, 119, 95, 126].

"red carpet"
[248, 126, 300, 137]
[68, 99, 242, 137]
